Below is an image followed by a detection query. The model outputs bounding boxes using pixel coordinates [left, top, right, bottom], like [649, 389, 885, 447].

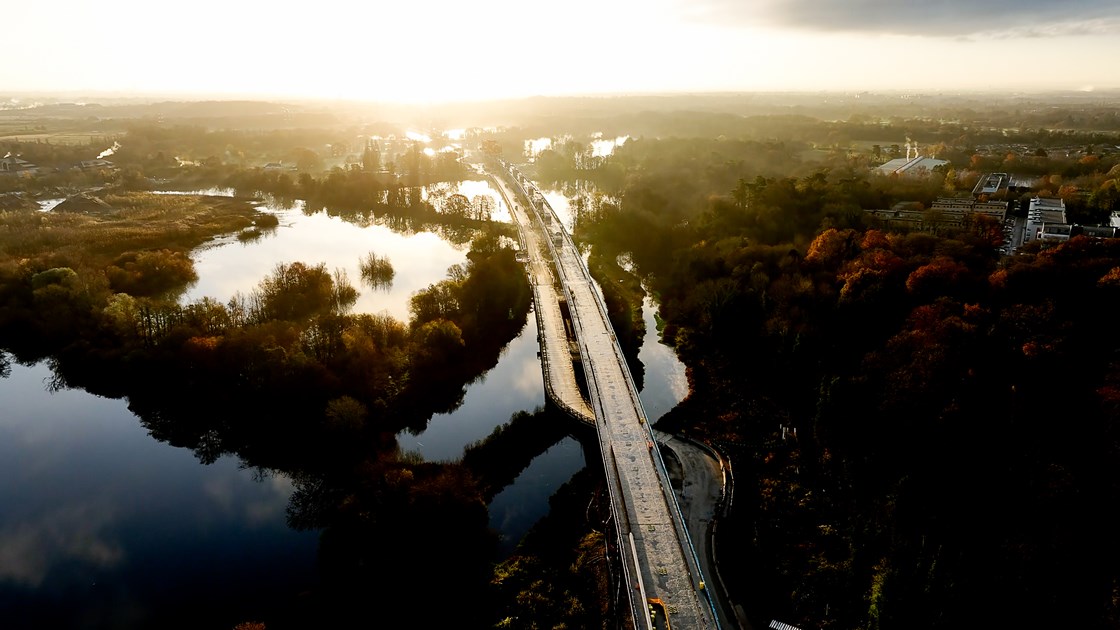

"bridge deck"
[491, 164, 718, 629]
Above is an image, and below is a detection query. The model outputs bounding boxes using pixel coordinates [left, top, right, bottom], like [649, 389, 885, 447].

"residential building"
[78, 159, 116, 171]
[929, 197, 1010, 224]
[865, 202, 925, 229]
[0, 156, 39, 176]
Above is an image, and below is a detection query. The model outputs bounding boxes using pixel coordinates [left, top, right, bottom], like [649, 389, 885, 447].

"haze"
[5, 0, 1119, 102]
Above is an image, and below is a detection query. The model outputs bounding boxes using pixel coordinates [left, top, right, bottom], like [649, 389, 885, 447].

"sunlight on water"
[37, 198, 64, 212]
[591, 135, 629, 157]
[423, 179, 512, 223]
[181, 200, 468, 322]
[153, 187, 235, 197]
[638, 295, 689, 421]
[397, 315, 544, 462]
[525, 137, 552, 157]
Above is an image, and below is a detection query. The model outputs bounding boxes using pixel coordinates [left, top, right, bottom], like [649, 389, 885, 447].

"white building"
[876, 155, 949, 177]
[1025, 197, 1066, 244]
[0, 156, 39, 176]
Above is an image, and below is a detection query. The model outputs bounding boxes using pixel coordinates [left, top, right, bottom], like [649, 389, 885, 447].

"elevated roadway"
[488, 163, 721, 629]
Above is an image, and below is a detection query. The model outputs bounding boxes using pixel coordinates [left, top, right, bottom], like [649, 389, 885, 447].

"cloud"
[0, 503, 123, 586]
[681, 0, 1120, 37]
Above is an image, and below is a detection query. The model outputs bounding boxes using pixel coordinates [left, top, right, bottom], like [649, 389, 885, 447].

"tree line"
[559, 135, 1120, 629]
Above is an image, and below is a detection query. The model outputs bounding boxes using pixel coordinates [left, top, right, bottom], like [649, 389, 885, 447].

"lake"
[0, 177, 690, 626]
[0, 357, 318, 629]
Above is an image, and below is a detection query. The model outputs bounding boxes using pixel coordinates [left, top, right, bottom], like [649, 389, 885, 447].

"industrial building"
[972, 172, 1011, 197]
[1024, 197, 1067, 243]
[876, 154, 949, 177]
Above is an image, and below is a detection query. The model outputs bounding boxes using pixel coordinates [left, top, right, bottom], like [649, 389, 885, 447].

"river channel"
[0, 178, 688, 626]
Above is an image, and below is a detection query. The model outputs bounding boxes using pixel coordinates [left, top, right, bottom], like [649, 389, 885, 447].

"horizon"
[5, 86, 1120, 109]
[5, 1, 1120, 104]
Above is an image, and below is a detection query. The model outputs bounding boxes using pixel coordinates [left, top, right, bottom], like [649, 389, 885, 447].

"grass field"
[0, 131, 110, 145]
[0, 113, 126, 145]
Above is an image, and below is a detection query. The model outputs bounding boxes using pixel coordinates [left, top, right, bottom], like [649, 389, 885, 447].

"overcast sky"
[3, 0, 1118, 102]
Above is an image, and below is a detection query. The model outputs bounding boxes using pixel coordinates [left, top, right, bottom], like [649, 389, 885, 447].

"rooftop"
[973, 172, 1009, 196]
[877, 155, 948, 176]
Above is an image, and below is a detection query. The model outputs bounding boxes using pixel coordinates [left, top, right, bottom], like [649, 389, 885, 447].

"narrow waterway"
[0, 174, 694, 625]
[637, 294, 689, 422]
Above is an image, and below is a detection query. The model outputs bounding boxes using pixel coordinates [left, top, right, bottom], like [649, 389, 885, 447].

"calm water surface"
[637, 295, 689, 422]
[489, 437, 587, 554]
[397, 314, 545, 462]
[0, 359, 317, 628]
[182, 199, 469, 322]
[538, 182, 686, 421]
[0, 179, 690, 624]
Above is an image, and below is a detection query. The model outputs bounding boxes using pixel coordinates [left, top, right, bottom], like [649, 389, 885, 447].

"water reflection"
[537, 181, 688, 420]
[539, 180, 617, 233]
[0, 359, 317, 627]
[182, 200, 468, 322]
[153, 187, 235, 197]
[525, 137, 553, 158]
[1, 167, 691, 623]
[398, 315, 544, 461]
[590, 134, 629, 157]
[488, 437, 586, 555]
[423, 179, 512, 223]
[637, 295, 689, 421]
[36, 198, 64, 212]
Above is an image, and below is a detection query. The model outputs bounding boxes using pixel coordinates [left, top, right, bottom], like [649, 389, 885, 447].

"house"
[0, 155, 39, 176]
[78, 159, 117, 171]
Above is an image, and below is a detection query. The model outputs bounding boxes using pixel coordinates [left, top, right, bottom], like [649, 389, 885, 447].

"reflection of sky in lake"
[153, 187, 235, 197]
[423, 179, 512, 223]
[398, 315, 545, 462]
[3, 175, 691, 626]
[0, 359, 317, 628]
[488, 437, 586, 556]
[590, 135, 629, 157]
[524, 137, 552, 158]
[539, 189, 575, 232]
[182, 201, 468, 322]
[638, 296, 689, 422]
[539, 181, 688, 421]
[36, 198, 65, 212]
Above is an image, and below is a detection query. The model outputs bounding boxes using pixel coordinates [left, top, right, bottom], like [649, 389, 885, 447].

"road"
[659, 434, 742, 630]
[491, 162, 720, 629]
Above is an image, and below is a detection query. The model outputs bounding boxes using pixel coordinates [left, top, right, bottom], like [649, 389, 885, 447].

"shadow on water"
[0, 234, 535, 628]
[463, 403, 590, 503]
[0, 171, 692, 628]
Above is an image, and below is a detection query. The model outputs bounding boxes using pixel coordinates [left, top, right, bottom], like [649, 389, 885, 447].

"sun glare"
[3, 0, 1119, 101]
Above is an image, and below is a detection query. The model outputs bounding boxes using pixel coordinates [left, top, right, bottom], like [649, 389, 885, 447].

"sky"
[4, 0, 1119, 103]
